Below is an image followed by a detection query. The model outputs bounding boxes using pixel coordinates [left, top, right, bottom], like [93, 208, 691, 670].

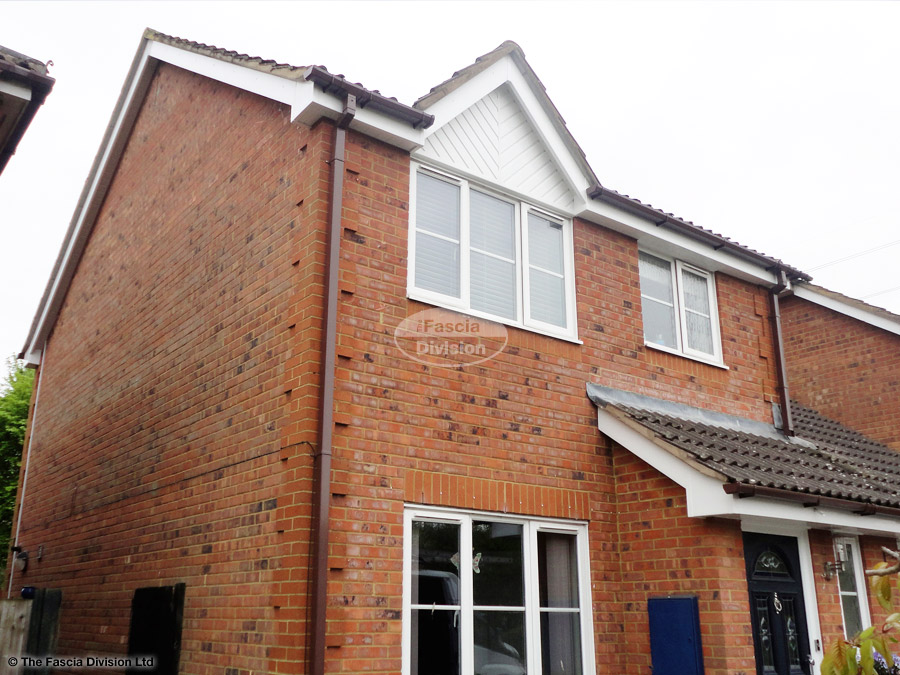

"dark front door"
[743, 532, 811, 675]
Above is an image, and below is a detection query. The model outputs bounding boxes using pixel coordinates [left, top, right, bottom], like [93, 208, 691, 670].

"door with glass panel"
[743, 532, 812, 675]
[407, 511, 589, 675]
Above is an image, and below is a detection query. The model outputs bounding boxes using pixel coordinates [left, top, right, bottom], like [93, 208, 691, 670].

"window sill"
[644, 341, 729, 370]
[407, 290, 583, 345]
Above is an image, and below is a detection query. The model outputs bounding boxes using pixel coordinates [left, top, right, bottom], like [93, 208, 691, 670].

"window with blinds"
[410, 167, 575, 339]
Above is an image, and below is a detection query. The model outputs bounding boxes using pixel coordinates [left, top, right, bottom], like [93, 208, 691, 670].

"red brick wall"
[317, 129, 782, 672]
[612, 444, 755, 673]
[12, 62, 327, 673]
[809, 532, 899, 652]
[781, 295, 900, 450]
[860, 536, 898, 633]
[14, 58, 789, 674]
[809, 529, 847, 644]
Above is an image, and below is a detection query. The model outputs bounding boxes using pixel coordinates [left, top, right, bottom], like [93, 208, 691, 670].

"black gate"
[126, 583, 185, 675]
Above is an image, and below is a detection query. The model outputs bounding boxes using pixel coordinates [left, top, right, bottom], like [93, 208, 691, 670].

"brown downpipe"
[769, 268, 795, 436]
[310, 94, 356, 675]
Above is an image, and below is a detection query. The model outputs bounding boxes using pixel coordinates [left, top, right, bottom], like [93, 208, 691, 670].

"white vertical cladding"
[420, 84, 575, 213]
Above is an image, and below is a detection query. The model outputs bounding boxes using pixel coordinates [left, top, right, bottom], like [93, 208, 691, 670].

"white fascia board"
[579, 199, 779, 286]
[152, 41, 426, 151]
[419, 55, 591, 215]
[22, 39, 158, 366]
[147, 41, 297, 107]
[793, 285, 900, 337]
[0, 79, 32, 101]
[595, 408, 713, 494]
[151, 41, 425, 151]
[597, 408, 900, 536]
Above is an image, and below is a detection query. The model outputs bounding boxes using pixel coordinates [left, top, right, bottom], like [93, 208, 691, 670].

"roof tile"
[589, 384, 900, 511]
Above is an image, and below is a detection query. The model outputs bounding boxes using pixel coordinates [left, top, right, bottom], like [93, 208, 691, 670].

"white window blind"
[415, 172, 461, 298]
[411, 167, 576, 339]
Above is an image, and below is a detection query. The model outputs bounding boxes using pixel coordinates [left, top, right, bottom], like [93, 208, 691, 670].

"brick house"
[0, 44, 54, 175]
[780, 283, 900, 452]
[12, 30, 900, 675]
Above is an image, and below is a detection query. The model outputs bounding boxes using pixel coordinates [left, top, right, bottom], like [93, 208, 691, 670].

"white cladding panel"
[422, 84, 575, 211]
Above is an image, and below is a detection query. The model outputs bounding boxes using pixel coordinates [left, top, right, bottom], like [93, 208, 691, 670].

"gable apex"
[419, 84, 575, 211]
[414, 47, 598, 215]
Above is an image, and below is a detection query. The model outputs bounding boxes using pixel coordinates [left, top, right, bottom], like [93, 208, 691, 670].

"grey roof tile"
[588, 384, 900, 510]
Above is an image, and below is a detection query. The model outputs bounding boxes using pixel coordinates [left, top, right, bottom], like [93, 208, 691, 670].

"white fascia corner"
[290, 84, 425, 152]
[148, 40, 425, 152]
[597, 408, 900, 536]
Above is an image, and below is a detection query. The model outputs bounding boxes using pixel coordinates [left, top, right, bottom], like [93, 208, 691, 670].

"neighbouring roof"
[793, 282, 900, 328]
[588, 384, 900, 515]
[0, 44, 54, 175]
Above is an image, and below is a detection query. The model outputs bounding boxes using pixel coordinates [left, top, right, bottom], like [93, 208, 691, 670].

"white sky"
[2, 1, 899, 361]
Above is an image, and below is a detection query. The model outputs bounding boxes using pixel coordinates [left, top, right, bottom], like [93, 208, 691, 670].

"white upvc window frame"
[408, 164, 579, 342]
[638, 249, 725, 367]
[833, 536, 871, 639]
[401, 505, 596, 675]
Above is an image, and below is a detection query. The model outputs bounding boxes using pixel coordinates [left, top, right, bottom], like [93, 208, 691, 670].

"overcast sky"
[2, 1, 899, 362]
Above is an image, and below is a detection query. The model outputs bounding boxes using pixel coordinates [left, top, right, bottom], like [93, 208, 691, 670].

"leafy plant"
[0, 357, 34, 569]
[821, 547, 900, 675]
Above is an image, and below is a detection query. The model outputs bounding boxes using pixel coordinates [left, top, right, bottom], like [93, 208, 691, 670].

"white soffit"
[596, 407, 900, 536]
[414, 56, 589, 215]
[793, 285, 900, 337]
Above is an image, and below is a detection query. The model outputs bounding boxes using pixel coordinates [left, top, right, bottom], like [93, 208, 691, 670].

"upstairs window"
[638, 250, 722, 364]
[410, 167, 576, 338]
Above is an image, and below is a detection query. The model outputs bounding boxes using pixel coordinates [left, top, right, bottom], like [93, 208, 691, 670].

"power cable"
[862, 284, 900, 300]
[807, 238, 900, 272]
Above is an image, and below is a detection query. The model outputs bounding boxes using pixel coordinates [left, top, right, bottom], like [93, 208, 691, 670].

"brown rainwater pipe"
[311, 94, 356, 675]
[769, 268, 795, 436]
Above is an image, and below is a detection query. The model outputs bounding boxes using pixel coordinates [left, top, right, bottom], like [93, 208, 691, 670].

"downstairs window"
[403, 507, 594, 675]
